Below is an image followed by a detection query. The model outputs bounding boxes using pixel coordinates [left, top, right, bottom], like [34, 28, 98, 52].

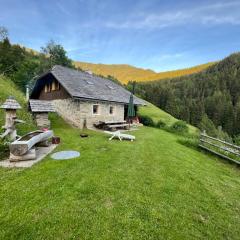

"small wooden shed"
[29, 100, 55, 128]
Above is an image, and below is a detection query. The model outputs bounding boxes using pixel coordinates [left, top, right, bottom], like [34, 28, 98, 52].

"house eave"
[72, 96, 144, 105]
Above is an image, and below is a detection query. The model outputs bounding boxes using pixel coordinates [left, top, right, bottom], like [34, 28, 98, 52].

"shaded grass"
[0, 114, 239, 239]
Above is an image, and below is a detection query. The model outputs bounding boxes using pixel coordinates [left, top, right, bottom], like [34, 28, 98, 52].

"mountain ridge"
[24, 46, 216, 84]
[74, 61, 216, 84]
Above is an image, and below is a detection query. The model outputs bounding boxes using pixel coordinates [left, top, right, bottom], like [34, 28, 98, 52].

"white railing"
[199, 133, 240, 165]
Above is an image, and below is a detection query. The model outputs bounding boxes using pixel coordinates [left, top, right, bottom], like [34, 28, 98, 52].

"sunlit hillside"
[75, 61, 216, 84]
[25, 47, 216, 84]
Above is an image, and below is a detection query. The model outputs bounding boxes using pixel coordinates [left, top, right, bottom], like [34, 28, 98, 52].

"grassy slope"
[0, 75, 36, 158]
[0, 114, 239, 239]
[75, 61, 216, 84]
[139, 102, 198, 134]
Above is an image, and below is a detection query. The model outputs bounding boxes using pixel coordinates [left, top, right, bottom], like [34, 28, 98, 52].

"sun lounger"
[104, 131, 135, 141]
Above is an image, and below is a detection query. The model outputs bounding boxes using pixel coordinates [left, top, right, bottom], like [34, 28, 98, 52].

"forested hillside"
[75, 61, 215, 84]
[0, 35, 75, 92]
[134, 53, 240, 139]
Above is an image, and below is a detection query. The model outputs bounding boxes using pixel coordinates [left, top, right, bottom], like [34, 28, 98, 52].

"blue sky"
[1, 0, 240, 72]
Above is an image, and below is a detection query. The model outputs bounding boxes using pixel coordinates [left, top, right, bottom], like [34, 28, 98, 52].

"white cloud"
[102, 1, 240, 30]
[153, 53, 184, 61]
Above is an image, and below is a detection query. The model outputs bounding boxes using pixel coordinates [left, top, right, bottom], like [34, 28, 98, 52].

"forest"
[0, 26, 75, 93]
[132, 53, 240, 140]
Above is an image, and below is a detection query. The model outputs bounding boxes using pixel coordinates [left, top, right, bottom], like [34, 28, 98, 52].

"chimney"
[26, 85, 29, 101]
[85, 70, 93, 75]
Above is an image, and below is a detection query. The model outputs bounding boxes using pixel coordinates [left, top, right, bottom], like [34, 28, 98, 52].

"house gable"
[30, 73, 71, 100]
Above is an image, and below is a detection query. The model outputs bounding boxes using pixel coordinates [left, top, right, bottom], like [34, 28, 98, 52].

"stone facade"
[34, 113, 50, 129]
[53, 98, 125, 129]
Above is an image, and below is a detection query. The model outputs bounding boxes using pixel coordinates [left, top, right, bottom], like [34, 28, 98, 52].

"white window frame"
[92, 104, 100, 115]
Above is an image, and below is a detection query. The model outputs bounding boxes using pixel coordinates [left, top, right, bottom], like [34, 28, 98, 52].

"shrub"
[139, 115, 155, 127]
[0, 142, 9, 160]
[156, 120, 166, 129]
[198, 114, 217, 137]
[233, 135, 240, 146]
[170, 120, 189, 134]
[177, 136, 199, 149]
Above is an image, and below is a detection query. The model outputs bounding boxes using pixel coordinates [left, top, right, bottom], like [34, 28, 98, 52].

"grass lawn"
[0, 114, 240, 239]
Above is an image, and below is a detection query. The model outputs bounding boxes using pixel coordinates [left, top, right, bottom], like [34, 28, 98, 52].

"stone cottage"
[30, 65, 145, 128]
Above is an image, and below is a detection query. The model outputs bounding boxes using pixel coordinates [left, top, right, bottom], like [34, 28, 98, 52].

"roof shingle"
[29, 100, 55, 112]
[49, 65, 145, 105]
[0, 97, 21, 110]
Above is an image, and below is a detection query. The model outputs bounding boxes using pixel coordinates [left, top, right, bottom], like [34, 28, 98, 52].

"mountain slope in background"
[25, 47, 216, 84]
[75, 61, 216, 84]
[135, 52, 240, 137]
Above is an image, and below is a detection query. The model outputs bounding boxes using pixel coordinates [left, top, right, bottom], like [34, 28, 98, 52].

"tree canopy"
[41, 40, 74, 69]
[0, 28, 75, 92]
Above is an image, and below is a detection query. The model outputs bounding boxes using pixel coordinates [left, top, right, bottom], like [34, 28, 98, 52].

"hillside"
[0, 75, 36, 158]
[75, 61, 215, 84]
[135, 52, 240, 138]
[25, 46, 215, 84]
[138, 102, 197, 134]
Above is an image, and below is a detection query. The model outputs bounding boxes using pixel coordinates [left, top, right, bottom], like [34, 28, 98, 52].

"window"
[44, 84, 51, 93]
[51, 81, 60, 91]
[93, 104, 100, 115]
[109, 106, 114, 115]
[86, 80, 94, 85]
[107, 85, 115, 90]
[56, 82, 60, 90]
[52, 81, 56, 91]
[83, 79, 94, 85]
[47, 84, 51, 92]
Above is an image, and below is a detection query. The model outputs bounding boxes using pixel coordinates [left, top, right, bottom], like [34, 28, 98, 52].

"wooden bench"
[94, 121, 129, 131]
[107, 123, 129, 131]
[104, 121, 127, 125]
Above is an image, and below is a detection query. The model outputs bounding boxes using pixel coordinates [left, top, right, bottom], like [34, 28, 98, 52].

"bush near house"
[169, 120, 189, 134]
[138, 104, 190, 136]
[139, 115, 155, 127]
[138, 102, 197, 135]
[155, 120, 166, 129]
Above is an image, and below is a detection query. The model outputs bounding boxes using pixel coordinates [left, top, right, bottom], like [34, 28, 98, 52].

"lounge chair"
[104, 131, 135, 141]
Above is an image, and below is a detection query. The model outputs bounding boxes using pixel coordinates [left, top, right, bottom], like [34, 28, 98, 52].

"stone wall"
[53, 98, 125, 129]
[34, 113, 50, 128]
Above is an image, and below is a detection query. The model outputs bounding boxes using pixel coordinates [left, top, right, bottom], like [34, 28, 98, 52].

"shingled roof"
[0, 97, 21, 110]
[31, 65, 145, 105]
[29, 100, 55, 112]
